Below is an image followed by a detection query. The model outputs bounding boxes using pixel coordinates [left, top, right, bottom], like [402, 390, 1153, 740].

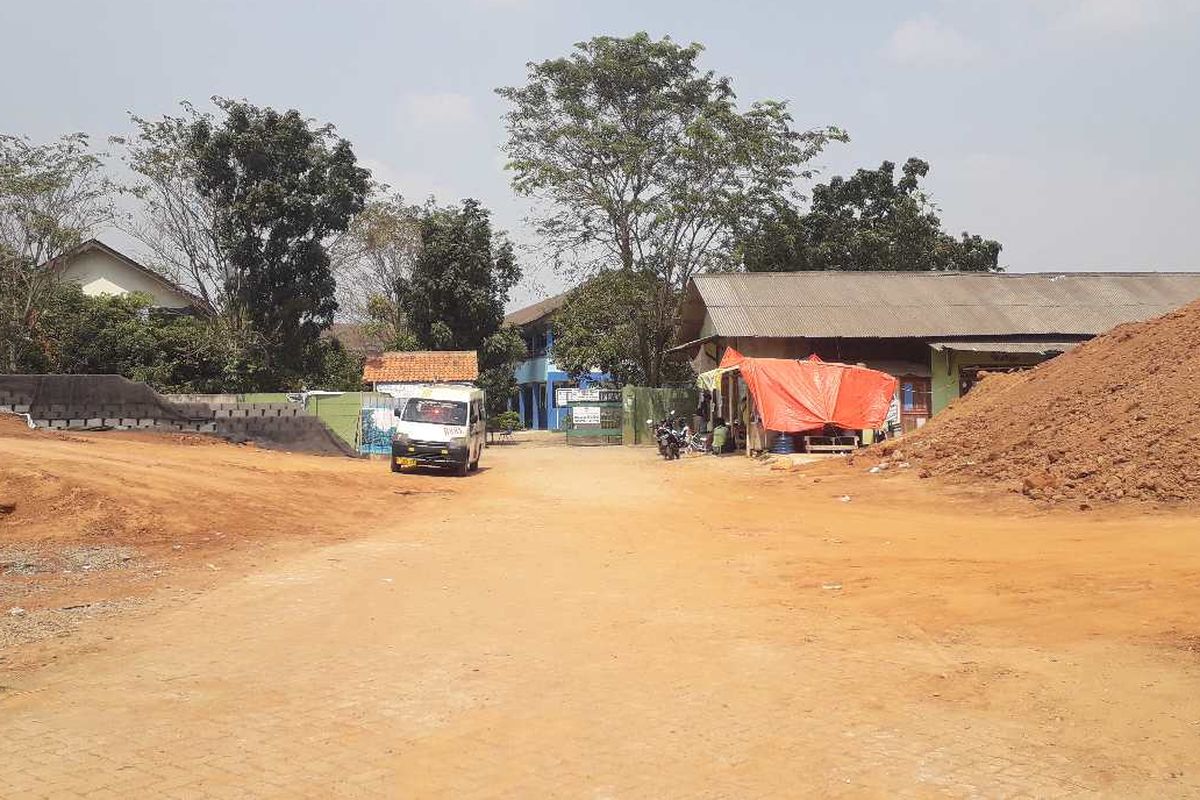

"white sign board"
[572, 406, 602, 425]
[557, 387, 621, 405]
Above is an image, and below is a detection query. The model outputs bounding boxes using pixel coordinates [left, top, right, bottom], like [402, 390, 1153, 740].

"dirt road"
[2, 427, 1199, 798]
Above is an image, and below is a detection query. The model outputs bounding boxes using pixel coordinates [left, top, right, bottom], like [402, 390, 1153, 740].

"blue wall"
[510, 327, 608, 430]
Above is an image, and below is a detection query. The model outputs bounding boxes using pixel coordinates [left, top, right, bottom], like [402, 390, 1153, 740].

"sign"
[557, 387, 621, 405]
[572, 406, 602, 425]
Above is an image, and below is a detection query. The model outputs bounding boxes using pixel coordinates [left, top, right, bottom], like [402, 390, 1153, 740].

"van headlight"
[450, 436, 468, 447]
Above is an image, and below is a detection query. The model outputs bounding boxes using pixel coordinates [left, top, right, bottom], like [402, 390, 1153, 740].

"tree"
[550, 270, 675, 387]
[402, 199, 519, 350]
[737, 158, 1002, 272]
[329, 191, 423, 348]
[117, 107, 227, 314]
[497, 33, 845, 385]
[0, 133, 114, 371]
[399, 199, 524, 414]
[120, 98, 371, 387]
[475, 327, 527, 417]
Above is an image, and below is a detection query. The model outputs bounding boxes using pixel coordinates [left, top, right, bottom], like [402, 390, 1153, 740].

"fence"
[621, 386, 700, 445]
[563, 396, 623, 445]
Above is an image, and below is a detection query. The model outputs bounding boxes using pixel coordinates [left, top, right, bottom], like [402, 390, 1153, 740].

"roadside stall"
[706, 348, 897, 456]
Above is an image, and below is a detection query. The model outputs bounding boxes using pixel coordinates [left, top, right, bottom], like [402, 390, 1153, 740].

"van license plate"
[394, 457, 418, 467]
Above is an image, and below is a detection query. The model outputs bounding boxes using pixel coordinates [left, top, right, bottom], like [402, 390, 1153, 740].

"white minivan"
[391, 385, 486, 476]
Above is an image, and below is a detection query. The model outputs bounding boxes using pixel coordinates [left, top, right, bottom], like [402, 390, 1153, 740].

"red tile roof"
[362, 350, 478, 384]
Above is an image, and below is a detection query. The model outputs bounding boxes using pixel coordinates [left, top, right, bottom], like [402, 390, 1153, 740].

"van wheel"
[456, 460, 469, 477]
[469, 458, 479, 472]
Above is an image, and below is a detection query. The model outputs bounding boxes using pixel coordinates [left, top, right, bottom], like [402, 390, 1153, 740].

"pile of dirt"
[881, 299, 1200, 505]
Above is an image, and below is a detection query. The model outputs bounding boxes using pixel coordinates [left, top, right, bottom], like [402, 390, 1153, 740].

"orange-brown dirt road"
[2, 423, 1199, 798]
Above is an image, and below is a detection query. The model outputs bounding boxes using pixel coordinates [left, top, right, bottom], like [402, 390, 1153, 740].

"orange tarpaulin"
[731, 355, 897, 432]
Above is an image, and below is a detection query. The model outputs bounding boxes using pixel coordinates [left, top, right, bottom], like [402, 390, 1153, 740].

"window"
[899, 378, 932, 414]
[401, 399, 467, 425]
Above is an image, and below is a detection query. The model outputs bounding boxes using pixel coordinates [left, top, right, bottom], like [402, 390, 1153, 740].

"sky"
[4, 0, 1199, 308]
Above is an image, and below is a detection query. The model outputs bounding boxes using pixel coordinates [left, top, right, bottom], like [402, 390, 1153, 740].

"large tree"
[550, 270, 687, 387]
[0, 133, 114, 371]
[737, 157, 1002, 272]
[120, 98, 371, 387]
[497, 33, 845, 385]
[399, 199, 524, 414]
[328, 191, 423, 349]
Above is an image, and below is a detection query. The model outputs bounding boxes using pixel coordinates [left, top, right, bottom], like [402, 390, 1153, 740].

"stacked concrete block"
[1, 375, 354, 457]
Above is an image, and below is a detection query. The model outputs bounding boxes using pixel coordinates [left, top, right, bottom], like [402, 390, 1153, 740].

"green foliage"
[15, 283, 360, 393]
[394, 199, 524, 415]
[189, 98, 371, 382]
[737, 158, 1003, 272]
[497, 33, 845, 385]
[0, 132, 114, 370]
[305, 338, 366, 392]
[401, 199, 519, 351]
[476, 328, 527, 416]
[119, 98, 371, 388]
[488, 410, 523, 432]
[552, 270, 694, 387]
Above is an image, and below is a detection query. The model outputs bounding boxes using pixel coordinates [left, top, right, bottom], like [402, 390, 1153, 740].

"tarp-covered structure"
[716, 349, 897, 433]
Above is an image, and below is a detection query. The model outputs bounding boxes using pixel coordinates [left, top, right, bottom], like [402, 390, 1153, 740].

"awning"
[927, 339, 1084, 355]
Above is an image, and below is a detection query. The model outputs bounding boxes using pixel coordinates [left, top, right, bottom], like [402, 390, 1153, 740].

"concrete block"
[32, 419, 50, 428]
[50, 420, 68, 429]
[102, 418, 121, 428]
[137, 418, 156, 429]
[120, 418, 137, 427]
[12, 404, 30, 414]
[86, 418, 103, 428]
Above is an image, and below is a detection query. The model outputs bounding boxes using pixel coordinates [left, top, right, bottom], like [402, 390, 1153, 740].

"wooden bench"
[487, 427, 515, 445]
[802, 435, 859, 453]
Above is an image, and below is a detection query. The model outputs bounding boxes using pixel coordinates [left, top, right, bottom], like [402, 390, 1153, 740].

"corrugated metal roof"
[681, 272, 1200, 340]
[927, 339, 1083, 354]
[503, 290, 571, 328]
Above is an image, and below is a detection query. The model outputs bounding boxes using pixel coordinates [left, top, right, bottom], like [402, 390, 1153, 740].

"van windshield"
[401, 398, 468, 426]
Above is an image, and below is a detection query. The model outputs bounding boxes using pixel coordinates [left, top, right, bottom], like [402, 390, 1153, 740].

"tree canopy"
[397, 199, 524, 414]
[119, 98, 371, 388]
[737, 157, 1002, 273]
[0, 132, 114, 371]
[497, 32, 845, 385]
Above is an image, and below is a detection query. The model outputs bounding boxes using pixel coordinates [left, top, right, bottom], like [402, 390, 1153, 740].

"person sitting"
[710, 417, 729, 455]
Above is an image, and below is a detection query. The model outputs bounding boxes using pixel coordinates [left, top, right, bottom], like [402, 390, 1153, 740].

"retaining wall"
[0, 375, 357, 457]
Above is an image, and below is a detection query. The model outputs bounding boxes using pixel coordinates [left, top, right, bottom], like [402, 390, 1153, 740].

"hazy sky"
[4, 0, 1198, 307]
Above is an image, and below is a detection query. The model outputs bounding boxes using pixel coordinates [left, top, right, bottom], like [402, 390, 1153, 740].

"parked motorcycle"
[647, 412, 684, 460]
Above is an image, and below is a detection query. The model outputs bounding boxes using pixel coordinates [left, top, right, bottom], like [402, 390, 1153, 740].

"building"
[674, 271, 1200, 432]
[503, 291, 609, 430]
[361, 351, 478, 398]
[48, 239, 205, 311]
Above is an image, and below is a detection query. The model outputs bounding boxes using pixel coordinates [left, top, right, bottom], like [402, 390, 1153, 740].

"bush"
[488, 410, 523, 431]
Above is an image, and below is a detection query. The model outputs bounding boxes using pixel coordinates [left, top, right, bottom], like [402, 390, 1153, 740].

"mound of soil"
[886, 299, 1200, 505]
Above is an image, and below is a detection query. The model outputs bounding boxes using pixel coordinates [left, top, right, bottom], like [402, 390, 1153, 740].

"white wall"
[59, 249, 193, 309]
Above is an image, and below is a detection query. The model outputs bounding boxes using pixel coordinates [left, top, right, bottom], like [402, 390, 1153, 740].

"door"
[898, 377, 932, 434]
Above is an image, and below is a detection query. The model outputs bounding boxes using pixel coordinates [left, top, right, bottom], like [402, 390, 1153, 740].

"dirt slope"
[889, 298, 1200, 504]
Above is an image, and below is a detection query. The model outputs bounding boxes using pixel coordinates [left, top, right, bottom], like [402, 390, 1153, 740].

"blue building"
[504, 292, 609, 430]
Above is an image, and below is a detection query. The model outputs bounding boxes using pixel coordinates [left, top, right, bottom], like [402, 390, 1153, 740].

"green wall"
[930, 348, 1047, 413]
[306, 393, 366, 450]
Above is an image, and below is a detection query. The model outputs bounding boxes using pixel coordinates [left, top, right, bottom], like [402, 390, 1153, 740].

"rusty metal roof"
[503, 290, 571, 328]
[680, 272, 1200, 340]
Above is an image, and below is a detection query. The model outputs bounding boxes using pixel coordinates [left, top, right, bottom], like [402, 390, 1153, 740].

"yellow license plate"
[394, 457, 418, 467]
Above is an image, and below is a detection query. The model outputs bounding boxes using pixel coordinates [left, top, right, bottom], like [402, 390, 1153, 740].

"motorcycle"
[647, 412, 684, 460]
